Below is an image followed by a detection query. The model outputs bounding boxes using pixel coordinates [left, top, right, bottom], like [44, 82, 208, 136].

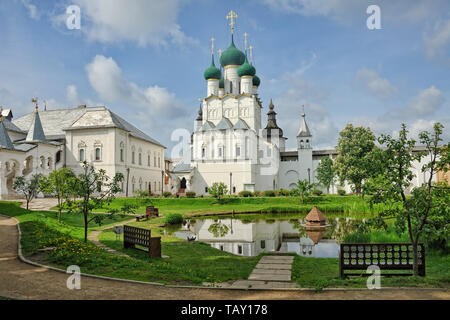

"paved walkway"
[18, 198, 59, 211]
[87, 220, 135, 257]
[1, 215, 449, 300]
[225, 255, 299, 289]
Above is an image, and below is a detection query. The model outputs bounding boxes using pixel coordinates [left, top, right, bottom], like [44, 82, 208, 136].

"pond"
[165, 215, 364, 258]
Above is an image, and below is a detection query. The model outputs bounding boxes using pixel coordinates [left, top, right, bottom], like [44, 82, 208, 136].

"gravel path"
[0, 215, 449, 300]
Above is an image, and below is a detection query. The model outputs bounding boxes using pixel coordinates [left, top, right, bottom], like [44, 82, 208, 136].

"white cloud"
[424, 19, 450, 63]
[85, 55, 186, 117]
[356, 67, 398, 100]
[21, 0, 40, 20]
[53, 0, 195, 47]
[66, 85, 80, 106]
[406, 86, 445, 117]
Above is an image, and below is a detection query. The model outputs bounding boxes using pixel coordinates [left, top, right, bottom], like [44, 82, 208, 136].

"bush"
[277, 189, 290, 196]
[238, 190, 253, 197]
[162, 191, 172, 198]
[164, 213, 183, 225]
[253, 190, 262, 197]
[263, 190, 276, 197]
[338, 189, 346, 196]
[135, 189, 149, 198]
[186, 191, 196, 198]
[312, 189, 323, 196]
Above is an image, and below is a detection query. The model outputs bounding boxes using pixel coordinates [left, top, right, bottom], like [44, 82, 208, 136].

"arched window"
[138, 153, 142, 165]
[158, 153, 161, 168]
[218, 145, 223, 158]
[47, 157, 52, 169]
[95, 148, 101, 161]
[120, 142, 124, 162]
[147, 153, 150, 166]
[236, 144, 241, 157]
[131, 146, 136, 164]
[56, 151, 62, 164]
[202, 145, 206, 158]
[154, 153, 157, 167]
[79, 149, 85, 162]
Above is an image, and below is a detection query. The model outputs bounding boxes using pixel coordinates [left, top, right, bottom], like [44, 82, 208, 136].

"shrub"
[239, 190, 253, 197]
[277, 189, 290, 196]
[162, 191, 172, 198]
[263, 190, 276, 197]
[253, 190, 262, 197]
[135, 189, 149, 198]
[312, 189, 323, 196]
[186, 191, 196, 198]
[164, 213, 183, 225]
[338, 189, 346, 196]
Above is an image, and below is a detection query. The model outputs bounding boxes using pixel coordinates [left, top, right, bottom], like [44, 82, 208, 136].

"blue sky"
[0, 0, 449, 152]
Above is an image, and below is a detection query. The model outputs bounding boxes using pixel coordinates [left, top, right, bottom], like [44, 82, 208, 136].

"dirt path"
[0, 215, 448, 300]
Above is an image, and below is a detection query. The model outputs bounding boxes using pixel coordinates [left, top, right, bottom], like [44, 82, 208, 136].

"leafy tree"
[364, 123, 450, 276]
[294, 179, 315, 204]
[334, 124, 380, 194]
[208, 182, 228, 203]
[316, 157, 335, 194]
[66, 161, 124, 242]
[39, 168, 76, 223]
[13, 174, 43, 210]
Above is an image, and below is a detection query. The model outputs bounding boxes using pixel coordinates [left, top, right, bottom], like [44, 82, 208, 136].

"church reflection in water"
[173, 217, 360, 258]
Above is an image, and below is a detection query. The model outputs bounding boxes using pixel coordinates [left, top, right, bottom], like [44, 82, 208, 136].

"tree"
[295, 179, 315, 204]
[334, 124, 380, 194]
[365, 123, 450, 276]
[40, 168, 76, 223]
[316, 157, 335, 194]
[66, 161, 124, 243]
[13, 174, 43, 210]
[208, 182, 228, 203]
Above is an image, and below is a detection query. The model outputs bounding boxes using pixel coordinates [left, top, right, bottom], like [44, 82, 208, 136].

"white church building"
[169, 16, 436, 196]
[0, 104, 166, 199]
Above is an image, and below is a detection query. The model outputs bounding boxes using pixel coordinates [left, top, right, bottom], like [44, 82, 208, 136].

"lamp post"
[307, 168, 311, 183]
[126, 167, 130, 197]
[230, 172, 232, 195]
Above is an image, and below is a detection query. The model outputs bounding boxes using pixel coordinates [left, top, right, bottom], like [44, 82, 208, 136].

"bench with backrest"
[339, 243, 425, 277]
[123, 225, 161, 258]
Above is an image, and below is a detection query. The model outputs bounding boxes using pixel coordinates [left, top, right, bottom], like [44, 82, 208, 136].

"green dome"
[219, 76, 224, 89]
[238, 55, 256, 77]
[220, 34, 245, 67]
[204, 55, 221, 80]
[253, 74, 261, 87]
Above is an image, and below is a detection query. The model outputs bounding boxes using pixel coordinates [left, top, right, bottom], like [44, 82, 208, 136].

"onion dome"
[220, 34, 245, 67]
[204, 54, 221, 80]
[219, 76, 224, 89]
[238, 54, 256, 77]
[253, 74, 261, 87]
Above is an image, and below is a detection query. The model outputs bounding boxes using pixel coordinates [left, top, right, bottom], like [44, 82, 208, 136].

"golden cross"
[210, 37, 215, 55]
[244, 32, 248, 50]
[226, 10, 238, 34]
[249, 45, 253, 63]
[32, 98, 38, 112]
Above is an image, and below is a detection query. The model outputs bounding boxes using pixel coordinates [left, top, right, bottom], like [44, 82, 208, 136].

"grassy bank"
[0, 201, 258, 285]
[92, 195, 388, 217]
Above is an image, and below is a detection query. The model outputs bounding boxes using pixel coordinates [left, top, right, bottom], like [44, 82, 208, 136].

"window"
[154, 154, 157, 167]
[220, 245, 224, 251]
[56, 151, 62, 164]
[132, 151, 135, 164]
[148, 154, 150, 166]
[120, 142, 125, 162]
[233, 186, 236, 194]
[202, 147, 206, 158]
[238, 245, 242, 255]
[236, 145, 241, 157]
[261, 240, 266, 249]
[158, 155, 161, 168]
[120, 149, 124, 162]
[138, 153, 142, 165]
[218, 146, 223, 158]
[205, 187, 208, 193]
[95, 148, 101, 161]
[79, 149, 85, 161]
[47, 157, 52, 169]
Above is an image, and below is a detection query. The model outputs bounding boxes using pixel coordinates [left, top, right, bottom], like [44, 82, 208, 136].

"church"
[170, 12, 323, 195]
[169, 11, 436, 196]
[0, 103, 166, 199]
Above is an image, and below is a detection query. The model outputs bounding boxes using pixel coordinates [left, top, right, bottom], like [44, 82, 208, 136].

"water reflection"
[171, 217, 361, 258]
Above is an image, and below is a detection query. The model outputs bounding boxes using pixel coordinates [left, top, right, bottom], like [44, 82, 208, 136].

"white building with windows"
[169, 22, 436, 195]
[0, 104, 166, 199]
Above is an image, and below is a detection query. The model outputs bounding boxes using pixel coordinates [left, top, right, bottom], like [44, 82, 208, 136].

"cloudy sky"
[0, 0, 449, 152]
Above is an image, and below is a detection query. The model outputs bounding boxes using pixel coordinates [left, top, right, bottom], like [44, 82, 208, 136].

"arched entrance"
[180, 177, 187, 189]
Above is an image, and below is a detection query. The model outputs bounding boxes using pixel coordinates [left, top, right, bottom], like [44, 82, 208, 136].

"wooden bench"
[339, 243, 425, 277]
[135, 206, 159, 222]
[123, 225, 161, 258]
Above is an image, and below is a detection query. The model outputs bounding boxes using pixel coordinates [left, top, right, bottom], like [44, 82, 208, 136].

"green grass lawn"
[1, 200, 448, 289]
[91, 195, 389, 217]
